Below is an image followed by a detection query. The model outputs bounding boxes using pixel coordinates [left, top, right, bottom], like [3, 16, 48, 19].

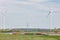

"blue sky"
[0, 0, 60, 29]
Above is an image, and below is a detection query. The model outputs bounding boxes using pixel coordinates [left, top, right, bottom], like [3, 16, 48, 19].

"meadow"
[0, 34, 60, 40]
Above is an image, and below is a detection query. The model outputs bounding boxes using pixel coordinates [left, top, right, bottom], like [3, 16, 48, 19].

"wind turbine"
[47, 8, 53, 16]
[47, 8, 53, 32]
[27, 23, 28, 32]
[48, 10, 51, 16]
[1, 9, 7, 29]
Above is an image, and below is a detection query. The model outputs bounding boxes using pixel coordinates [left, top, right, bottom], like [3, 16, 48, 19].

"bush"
[24, 32, 34, 35]
[35, 33, 42, 35]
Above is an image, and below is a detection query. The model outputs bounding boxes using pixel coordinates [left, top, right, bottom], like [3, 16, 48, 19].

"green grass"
[0, 34, 60, 40]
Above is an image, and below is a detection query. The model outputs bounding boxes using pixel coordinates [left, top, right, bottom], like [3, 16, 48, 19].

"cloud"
[0, 0, 60, 28]
[9, 0, 49, 10]
[0, 0, 13, 3]
[0, 0, 60, 14]
[28, 0, 48, 3]
[12, 0, 60, 11]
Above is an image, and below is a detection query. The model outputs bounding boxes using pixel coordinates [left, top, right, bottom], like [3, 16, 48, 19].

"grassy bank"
[0, 34, 60, 40]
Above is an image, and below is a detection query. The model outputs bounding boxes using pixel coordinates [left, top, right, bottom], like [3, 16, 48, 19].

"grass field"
[0, 34, 60, 40]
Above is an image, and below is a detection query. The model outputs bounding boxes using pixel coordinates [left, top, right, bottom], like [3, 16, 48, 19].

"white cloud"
[0, 0, 60, 29]
[0, 0, 11, 3]
[28, 0, 48, 3]
[0, 0, 60, 13]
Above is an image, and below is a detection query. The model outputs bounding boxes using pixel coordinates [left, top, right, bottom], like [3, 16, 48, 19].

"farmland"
[0, 34, 60, 40]
[0, 28, 60, 40]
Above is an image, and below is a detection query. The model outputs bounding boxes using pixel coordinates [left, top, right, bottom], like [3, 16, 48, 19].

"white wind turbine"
[48, 8, 53, 16]
[47, 8, 53, 31]
[1, 9, 7, 29]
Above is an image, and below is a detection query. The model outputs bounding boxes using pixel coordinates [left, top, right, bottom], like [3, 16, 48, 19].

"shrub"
[24, 32, 34, 35]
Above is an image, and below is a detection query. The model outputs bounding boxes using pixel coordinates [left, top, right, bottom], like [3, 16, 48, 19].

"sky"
[0, 0, 60, 29]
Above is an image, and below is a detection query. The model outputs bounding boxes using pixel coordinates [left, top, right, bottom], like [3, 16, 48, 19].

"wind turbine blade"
[48, 11, 51, 16]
